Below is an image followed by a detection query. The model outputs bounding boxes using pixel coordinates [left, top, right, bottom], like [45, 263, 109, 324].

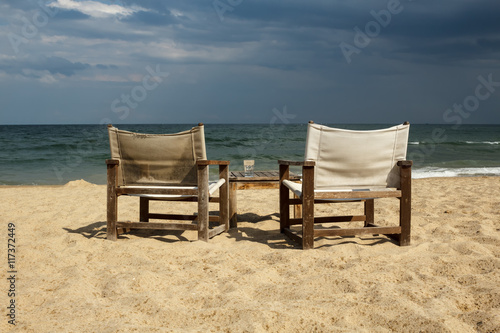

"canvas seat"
[106, 124, 230, 241]
[279, 121, 412, 249]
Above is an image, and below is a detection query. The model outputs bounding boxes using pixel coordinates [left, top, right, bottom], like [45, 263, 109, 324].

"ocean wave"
[465, 141, 500, 145]
[413, 167, 500, 179]
[409, 141, 500, 146]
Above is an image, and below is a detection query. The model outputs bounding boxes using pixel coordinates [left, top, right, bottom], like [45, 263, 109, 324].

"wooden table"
[229, 170, 301, 227]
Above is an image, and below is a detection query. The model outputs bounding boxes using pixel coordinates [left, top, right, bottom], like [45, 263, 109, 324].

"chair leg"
[279, 164, 290, 232]
[140, 197, 149, 222]
[219, 164, 230, 231]
[107, 194, 118, 241]
[229, 182, 238, 228]
[364, 199, 374, 227]
[400, 202, 410, 246]
[399, 162, 412, 246]
[302, 165, 315, 249]
[106, 163, 118, 241]
[197, 164, 209, 241]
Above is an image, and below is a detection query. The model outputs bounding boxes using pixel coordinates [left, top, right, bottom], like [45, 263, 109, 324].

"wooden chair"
[279, 121, 412, 249]
[106, 124, 230, 241]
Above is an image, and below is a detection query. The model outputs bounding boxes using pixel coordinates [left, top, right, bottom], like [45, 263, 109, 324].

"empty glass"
[244, 160, 254, 177]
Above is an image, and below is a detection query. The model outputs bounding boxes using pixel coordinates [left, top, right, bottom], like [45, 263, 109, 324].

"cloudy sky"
[1, 0, 499, 124]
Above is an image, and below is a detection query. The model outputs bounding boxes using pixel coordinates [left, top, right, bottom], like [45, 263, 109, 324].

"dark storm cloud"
[0, 0, 499, 124]
[355, 0, 500, 63]
[0, 56, 90, 77]
[389, 1, 500, 39]
[225, 0, 363, 30]
[95, 64, 119, 70]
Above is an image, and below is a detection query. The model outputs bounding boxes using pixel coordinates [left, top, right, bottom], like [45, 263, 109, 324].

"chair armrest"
[197, 160, 230, 166]
[106, 159, 120, 165]
[278, 160, 315, 166]
[397, 160, 413, 167]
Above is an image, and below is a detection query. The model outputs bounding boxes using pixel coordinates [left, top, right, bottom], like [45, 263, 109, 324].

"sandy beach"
[1, 177, 499, 332]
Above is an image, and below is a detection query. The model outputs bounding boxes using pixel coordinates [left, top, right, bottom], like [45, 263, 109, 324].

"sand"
[1, 177, 499, 332]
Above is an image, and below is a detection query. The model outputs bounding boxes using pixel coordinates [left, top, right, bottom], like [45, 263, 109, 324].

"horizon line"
[2, 122, 500, 126]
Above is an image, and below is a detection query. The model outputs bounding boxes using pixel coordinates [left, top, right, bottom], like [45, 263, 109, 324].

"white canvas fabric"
[304, 123, 409, 189]
[108, 125, 207, 186]
[120, 179, 226, 199]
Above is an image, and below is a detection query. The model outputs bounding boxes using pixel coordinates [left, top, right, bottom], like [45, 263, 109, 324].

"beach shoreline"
[1, 176, 499, 332]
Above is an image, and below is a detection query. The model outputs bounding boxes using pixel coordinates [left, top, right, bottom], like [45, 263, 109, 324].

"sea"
[0, 124, 499, 185]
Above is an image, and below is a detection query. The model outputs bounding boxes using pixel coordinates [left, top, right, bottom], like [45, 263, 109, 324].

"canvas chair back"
[305, 123, 409, 189]
[108, 125, 207, 186]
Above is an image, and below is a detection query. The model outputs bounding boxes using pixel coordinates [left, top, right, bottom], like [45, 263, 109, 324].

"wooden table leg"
[293, 193, 302, 218]
[364, 199, 374, 227]
[229, 182, 238, 228]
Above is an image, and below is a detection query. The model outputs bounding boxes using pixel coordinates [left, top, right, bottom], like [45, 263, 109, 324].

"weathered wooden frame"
[106, 159, 230, 242]
[279, 160, 412, 249]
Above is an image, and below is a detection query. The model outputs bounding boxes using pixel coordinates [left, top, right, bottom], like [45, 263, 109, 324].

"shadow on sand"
[64, 213, 397, 248]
